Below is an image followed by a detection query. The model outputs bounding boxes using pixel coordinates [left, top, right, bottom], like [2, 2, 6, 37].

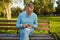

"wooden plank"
[0, 27, 19, 30]
[0, 27, 49, 30]
[38, 23, 49, 27]
[38, 20, 49, 23]
[30, 34, 51, 37]
[0, 34, 54, 40]
[0, 36, 54, 40]
[0, 23, 49, 26]
[0, 37, 19, 39]
[30, 36, 54, 40]
[0, 34, 51, 37]
[35, 28, 50, 30]
[0, 20, 49, 23]
[0, 24, 16, 26]
[0, 34, 19, 37]
[0, 20, 16, 22]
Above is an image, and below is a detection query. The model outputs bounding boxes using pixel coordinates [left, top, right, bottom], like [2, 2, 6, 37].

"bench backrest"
[0, 20, 50, 34]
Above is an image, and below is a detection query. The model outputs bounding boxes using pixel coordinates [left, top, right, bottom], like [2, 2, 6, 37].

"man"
[16, 3, 38, 40]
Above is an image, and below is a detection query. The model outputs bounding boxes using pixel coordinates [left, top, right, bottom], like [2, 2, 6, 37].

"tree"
[0, 0, 12, 20]
[33, 0, 56, 16]
[0, 0, 5, 17]
[11, 7, 22, 18]
[55, 0, 60, 16]
[24, 0, 31, 4]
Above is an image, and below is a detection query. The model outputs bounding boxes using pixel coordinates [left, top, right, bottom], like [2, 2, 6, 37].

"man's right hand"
[22, 24, 28, 28]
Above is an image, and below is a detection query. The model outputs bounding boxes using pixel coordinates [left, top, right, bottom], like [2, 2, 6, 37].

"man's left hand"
[26, 24, 32, 29]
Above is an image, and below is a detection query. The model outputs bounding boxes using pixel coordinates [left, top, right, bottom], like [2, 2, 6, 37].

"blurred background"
[0, 0, 60, 39]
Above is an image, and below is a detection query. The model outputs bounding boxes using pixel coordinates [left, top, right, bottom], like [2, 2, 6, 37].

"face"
[26, 5, 34, 15]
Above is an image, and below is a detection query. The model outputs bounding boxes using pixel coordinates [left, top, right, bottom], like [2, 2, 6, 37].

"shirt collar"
[25, 11, 33, 17]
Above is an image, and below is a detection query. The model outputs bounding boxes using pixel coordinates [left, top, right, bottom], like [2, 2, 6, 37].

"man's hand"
[22, 24, 32, 28]
[26, 24, 32, 29]
[22, 24, 28, 28]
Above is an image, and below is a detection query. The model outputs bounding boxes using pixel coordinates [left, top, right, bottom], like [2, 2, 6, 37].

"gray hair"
[26, 3, 34, 7]
[25, 3, 34, 8]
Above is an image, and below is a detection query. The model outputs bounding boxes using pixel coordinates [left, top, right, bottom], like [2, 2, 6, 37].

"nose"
[28, 7, 32, 11]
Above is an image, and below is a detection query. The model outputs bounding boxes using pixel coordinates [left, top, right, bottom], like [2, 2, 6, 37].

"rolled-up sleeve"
[16, 14, 23, 28]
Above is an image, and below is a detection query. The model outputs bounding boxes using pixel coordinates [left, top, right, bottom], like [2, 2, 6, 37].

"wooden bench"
[0, 20, 55, 40]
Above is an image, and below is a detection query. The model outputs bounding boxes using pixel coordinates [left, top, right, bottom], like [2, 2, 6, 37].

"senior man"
[16, 3, 38, 40]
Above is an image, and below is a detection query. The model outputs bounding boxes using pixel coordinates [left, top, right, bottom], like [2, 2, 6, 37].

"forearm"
[16, 23, 23, 28]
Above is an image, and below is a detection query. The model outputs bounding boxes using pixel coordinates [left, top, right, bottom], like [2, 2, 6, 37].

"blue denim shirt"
[16, 11, 38, 29]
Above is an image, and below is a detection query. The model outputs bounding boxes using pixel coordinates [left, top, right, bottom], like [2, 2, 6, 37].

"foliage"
[55, 3, 60, 16]
[11, 7, 22, 18]
[24, 0, 31, 4]
[32, 0, 56, 16]
[0, 0, 12, 18]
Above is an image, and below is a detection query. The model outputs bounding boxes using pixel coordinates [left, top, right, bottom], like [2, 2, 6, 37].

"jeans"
[20, 28, 34, 40]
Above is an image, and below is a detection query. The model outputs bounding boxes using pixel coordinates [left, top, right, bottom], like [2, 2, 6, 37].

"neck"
[27, 13, 31, 16]
[26, 11, 32, 16]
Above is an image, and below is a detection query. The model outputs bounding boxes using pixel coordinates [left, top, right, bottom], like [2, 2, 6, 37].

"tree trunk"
[5, 3, 11, 20]
[8, 3, 11, 20]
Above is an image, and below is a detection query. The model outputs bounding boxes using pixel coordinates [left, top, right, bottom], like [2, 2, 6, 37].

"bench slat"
[0, 20, 16, 22]
[35, 28, 50, 30]
[0, 23, 49, 27]
[38, 20, 49, 23]
[0, 36, 54, 40]
[0, 34, 54, 40]
[0, 24, 16, 26]
[30, 36, 54, 40]
[38, 23, 49, 27]
[0, 27, 19, 30]
[0, 27, 49, 30]
[0, 20, 49, 23]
